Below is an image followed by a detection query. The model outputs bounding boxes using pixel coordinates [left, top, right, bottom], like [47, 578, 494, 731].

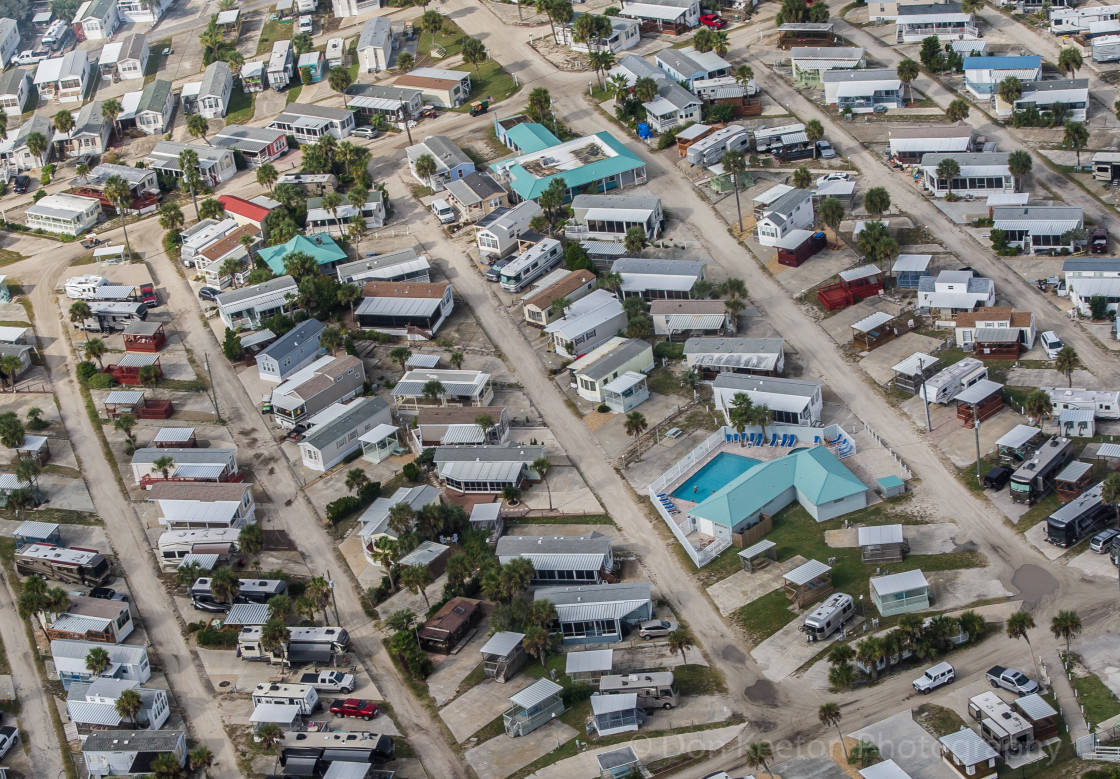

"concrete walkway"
[1050, 650, 1090, 738]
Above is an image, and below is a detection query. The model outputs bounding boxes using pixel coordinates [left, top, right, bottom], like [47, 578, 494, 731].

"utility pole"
[919, 356, 932, 432]
[327, 569, 341, 625]
[973, 403, 982, 484]
[204, 354, 222, 424]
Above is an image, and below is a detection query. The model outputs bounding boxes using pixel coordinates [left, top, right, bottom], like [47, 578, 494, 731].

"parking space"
[859, 333, 947, 385]
[850, 711, 959, 779]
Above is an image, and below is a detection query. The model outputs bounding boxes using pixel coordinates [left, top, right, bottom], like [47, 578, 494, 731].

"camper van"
[598, 672, 679, 709]
[500, 238, 563, 293]
[685, 125, 749, 166]
[190, 577, 287, 611]
[1046, 482, 1112, 547]
[801, 592, 855, 642]
[1010, 436, 1074, 505]
[14, 543, 112, 587]
[238, 626, 351, 664]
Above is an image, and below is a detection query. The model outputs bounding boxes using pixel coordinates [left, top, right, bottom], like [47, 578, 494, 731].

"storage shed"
[1055, 460, 1093, 501]
[503, 678, 565, 737]
[597, 746, 641, 779]
[783, 558, 833, 608]
[939, 728, 998, 779]
[1058, 409, 1095, 438]
[955, 380, 1004, 427]
[858, 523, 908, 563]
[870, 569, 929, 616]
[877, 475, 906, 499]
[398, 540, 451, 579]
[775, 229, 826, 267]
[590, 693, 645, 736]
[565, 649, 614, 682]
[892, 254, 933, 289]
[469, 502, 504, 542]
[481, 631, 527, 683]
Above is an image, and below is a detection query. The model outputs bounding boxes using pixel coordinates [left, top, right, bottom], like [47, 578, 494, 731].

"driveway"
[850, 712, 958, 779]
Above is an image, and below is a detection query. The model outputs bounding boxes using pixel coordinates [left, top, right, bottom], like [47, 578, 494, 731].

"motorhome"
[499, 238, 563, 293]
[1010, 436, 1074, 505]
[685, 125, 750, 166]
[238, 626, 351, 664]
[751, 123, 807, 153]
[66, 275, 109, 299]
[252, 682, 320, 715]
[598, 672, 679, 709]
[919, 357, 988, 404]
[801, 592, 855, 641]
[278, 738, 396, 772]
[967, 691, 1033, 756]
[78, 302, 148, 332]
[14, 543, 112, 586]
[190, 577, 287, 611]
[157, 527, 240, 570]
[1046, 482, 1112, 547]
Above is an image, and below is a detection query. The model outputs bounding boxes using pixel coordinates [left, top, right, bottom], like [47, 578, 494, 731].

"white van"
[1040, 330, 1064, 359]
[913, 662, 955, 694]
[431, 199, 455, 224]
[298, 14, 314, 34]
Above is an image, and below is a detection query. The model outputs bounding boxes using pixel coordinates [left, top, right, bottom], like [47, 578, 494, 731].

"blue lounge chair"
[725, 433, 733, 443]
[747, 433, 757, 446]
[813, 436, 821, 445]
[770, 434, 779, 446]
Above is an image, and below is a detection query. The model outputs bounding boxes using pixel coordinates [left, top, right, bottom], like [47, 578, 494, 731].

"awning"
[359, 423, 399, 443]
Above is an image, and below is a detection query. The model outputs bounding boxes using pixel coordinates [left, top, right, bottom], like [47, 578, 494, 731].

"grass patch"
[286, 84, 303, 104]
[646, 367, 687, 397]
[730, 502, 987, 644]
[1010, 492, 1063, 535]
[913, 703, 968, 738]
[470, 712, 507, 744]
[226, 90, 256, 124]
[1071, 666, 1120, 726]
[456, 661, 487, 694]
[256, 18, 294, 56]
[673, 663, 727, 696]
[505, 513, 614, 526]
[452, 60, 520, 111]
[416, 19, 467, 60]
[156, 378, 207, 392]
[145, 39, 170, 78]
[0, 507, 99, 525]
[0, 249, 26, 267]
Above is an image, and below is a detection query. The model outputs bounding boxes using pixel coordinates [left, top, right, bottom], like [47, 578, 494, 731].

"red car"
[330, 699, 378, 720]
[699, 14, 727, 28]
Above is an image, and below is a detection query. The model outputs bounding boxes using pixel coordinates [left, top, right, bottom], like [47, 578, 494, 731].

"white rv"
[919, 357, 988, 405]
[801, 592, 855, 641]
[66, 275, 109, 299]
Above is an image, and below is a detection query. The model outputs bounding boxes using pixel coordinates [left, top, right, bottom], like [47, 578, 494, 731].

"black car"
[983, 466, 1012, 490]
[485, 259, 510, 282]
[12, 175, 30, 194]
[89, 587, 128, 602]
[198, 286, 220, 301]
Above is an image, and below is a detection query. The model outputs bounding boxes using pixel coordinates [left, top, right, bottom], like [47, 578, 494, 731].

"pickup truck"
[329, 698, 378, 720]
[986, 666, 1039, 695]
[1092, 228, 1109, 254]
[0, 725, 18, 759]
[298, 670, 356, 693]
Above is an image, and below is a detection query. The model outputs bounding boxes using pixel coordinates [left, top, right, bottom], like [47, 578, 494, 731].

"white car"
[431, 199, 455, 224]
[298, 14, 314, 34]
[1040, 330, 1063, 359]
[816, 172, 850, 186]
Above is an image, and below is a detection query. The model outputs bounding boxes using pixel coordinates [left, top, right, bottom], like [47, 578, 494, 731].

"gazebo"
[738, 539, 777, 572]
[851, 311, 898, 352]
[955, 380, 1004, 427]
[892, 254, 933, 288]
[565, 649, 613, 683]
[122, 321, 166, 352]
[152, 428, 198, 448]
[891, 353, 939, 395]
[590, 694, 645, 736]
[782, 559, 833, 609]
[15, 435, 51, 465]
[597, 746, 641, 779]
[1054, 460, 1093, 501]
[995, 425, 1043, 464]
[107, 353, 162, 386]
[360, 423, 400, 463]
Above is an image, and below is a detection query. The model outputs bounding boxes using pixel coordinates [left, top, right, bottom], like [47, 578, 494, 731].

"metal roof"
[115, 352, 160, 368]
[860, 760, 912, 779]
[565, 648, 614, 674]
[358, 423, 398, 444]
[84, 730, 185, 753]
[509, 678, 563, 708]
[996, 425, 1042, 449]
[14, 520, 60, 539]
[1097, 443, 1120, 458]
[537, 581, 651, 608]
[440, 459, 523, 483]
[839, 264, 880, 282]
[301, 397, 390, 452]
[852, 311, 894, 333]
[251, 702, 302, 724]
[940, 728, 998, 764]
[954, 379, 1003, 404]
[355, 294, 443, 319]
[406, 353, 441, 368]
[1056, 460, 1092, 482]
[67, 700, 123, 726]
[323, 762, 370, 779]
[177, 553, 218, 570]
[739, 539, 776, 559]
[105, 390, 145, 404]
[784, 559, 832, 586]
[131, 447, 234, 465]
[598, 747, 640, 772]
[216, 275, 297, 309]
[399, 540, 450, 567]
[224, 603, 270, 626]
[51, 639, 147, 664]
[858, 524, 904, 546]
[592, 693, 638, 714]
[892, 352, 938, 376]
[870, 569, 928, 596]
[1015, 693, 1057, 721]
[603, 371, 646, 394]
[974, 328, 1019, 343]
[1058, 409, 1094, 424]
[470, 503, 501, 523]
[480, 631, 525, 657]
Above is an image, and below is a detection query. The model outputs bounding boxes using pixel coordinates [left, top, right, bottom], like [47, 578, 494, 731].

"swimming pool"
[672, 452, 761, 501]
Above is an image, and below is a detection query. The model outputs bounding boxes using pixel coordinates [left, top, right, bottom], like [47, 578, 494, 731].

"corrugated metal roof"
[406, 353, 441, 368]
[592, 693, 638, 714]
[116, 352, 161, 368]
[177, 553, 218, 570]
[739, 540, 776, 558]
[15, 520, 60, 539]
[598, 747, 640, 772]
[839, 264, 880, 282]
[565, 648, 614, 674]
[153, 428, 197, 444]
[440, 459, 523, 483]
[871, 569, 928, 596]
[954, 379, 1003, 404]
[1056, 460, 1092, 482]
[860, 760, 912, 779]
[892, 352, 938, 376]
[323, 762, 370, 779]
[481, 631, 525, 657]
[509, 678, 563, 708]
[852, 311, 894, 333]
[783, 559, 831, 586]
[105, 390, 145, 404]
[975, 328, 1019, 343]
[224, 603, 270, 626]
[858, 524, 904, 546]
[1015, 693, 1057, 721]
[940, 728, 998, 763]
[251, 702, 302, 723]
[664, 314, 726, 331]
[996, 425, 1043, 449]
[67, 700, 122, 726]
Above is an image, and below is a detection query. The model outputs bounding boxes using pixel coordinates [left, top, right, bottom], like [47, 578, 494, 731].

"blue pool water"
[672, 452, 761, 500]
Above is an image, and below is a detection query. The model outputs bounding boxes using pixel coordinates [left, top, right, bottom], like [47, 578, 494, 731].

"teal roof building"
[258, 233, 348, 275]
[504, 123, 561, 154]
[496, 131, 648, 203]
[688, 446, 868, 534]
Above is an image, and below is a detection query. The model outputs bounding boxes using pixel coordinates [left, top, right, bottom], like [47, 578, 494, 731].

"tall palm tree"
[256, 162, 278, 194]
[178, 148, 202, 220]
[370, 537, 400, 590]
[1055, 346, 1080, 387]
[667, 628, 694, 664]
[897, 59, 920, 104]
[413, 153, 437, 190]
[24, 132, 47, 168]
[0, 355, 23, 391]
[624, 411, 648, 458]
[103, 174, 134, 258]
[259, 618, 291, 669]
[14, 459, 39, 493]
[400, 564, 433, 608]
[1006, 610, 1040, 679]
[210, 567, 241, 605]
[722, 148, 747, 232]
[1007, 149, 1032, 192]
[187, 113, 212, 146]
[1050, 610, 1081, 654]
[52, 109, 75, 158]
[745, 741, 775, 779]
[523, 624, 552, 666]
[85, 646, 111, 677]
[819, 702, 847, 761]
[115, 687, 142, 725]
[0, 108, 8, 142]
[102, 98, 123, 141]
[308, 576, 333, 624]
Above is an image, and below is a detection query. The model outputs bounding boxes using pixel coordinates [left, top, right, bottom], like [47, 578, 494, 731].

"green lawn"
[146, 39, 171, 77]
[732, 502, 987, 644]
[1072, 670, 1120, 727]
[452, 59, 520, 111]
[0, 249, 25, 267]
[256, 18, 294, 56]
[417, 19, 467, 61]
[673, 663, 728, 696]
[226, 90, 256, 124]
[286, 84, 303, 104]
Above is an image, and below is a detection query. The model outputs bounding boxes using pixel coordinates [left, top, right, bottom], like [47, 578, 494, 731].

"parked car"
[14, 50, 48, 66]
[485, 259, 510, 282]
[913, 662, 955, 694]
[983, 466, 1012, 490]
[431, 199, 455, 224]
[1090, 528, 1120, 553]
[89, 587, 128, 602]
[986, 665, 1039, 695]
[329, 699, 378, 720]
[0, 725, 17, 760]
[816, 140, 837, 159]
[817, 172, 849, 185]
[699, 13, 727, 27]
[1039, 330, 1064, 360]
[13, 175, 30, 194]
[298, 14, 314, 33]
[198, 286, 220, 301]
[638, 618, 678, 639]
[352, 126, 380, 139]
[1091, 227, 1109, 253]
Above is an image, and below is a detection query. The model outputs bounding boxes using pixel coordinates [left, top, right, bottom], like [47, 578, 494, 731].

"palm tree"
[633, 76, 658, 103]
[746, 403, 771, 443]
[607, 73, 630, 103]
[268, 594, 292, 621]
[384, 608, 417, 633]
[998, 76, 1023, 107]
[936, 158, 961, 198]
[319, 326, 344, 355]
[256, 162, 278, 194]
[1050, 610, 1081, 654]
[849, 741, 880, 768]
[151, 455, 175, 481]
[294, 595, 318, 624]
[897, 58, 920, 104]
[116, 687, 142, 725]
[238, 523, 263, 556]
[828, 662, 856, 691]
[1055, 346, 1080, 387]
[15, 459, 39, 493]
[448, 350, 465, 370]
[1006, 610, 1040, 678]
[532, 456, 552, 510]
[523, 624, 552, 666]
[624, 411, 648, 457]
[0, 109, 7, 142]
[387, 503, 416, 537]
[793, 165, 812, 189]
[53, 109, 75, 158]
[723, 148, 747, 232]
[158, 202, 184, 232]
[338, 283, 360, 313]
[26, 406, 45, 428]
[946, 99, 970, 122]
[1008, 149, 1032, 193]
[322, 191, 343, 236]
[210, 568, 241, 606]
[103, 174, 134, 257]
[588, 50, 616, 89]
[400, 564, 433, 608]
[422, 380, 445, 404]
[24, 131, 47, 168]
[259, 617, 291, 669]
[958, 610, 985, 642]
[395, 51, 415, 72]
[0, 355, 23, 391]
[1064, 120, 1089, 167]
[187, 113, 211, 146]
[371, 537, 400, 589]
[856, 636, 885, 680]
[475, 413, 495, 443]
[414, 153, 438, 190]
[176, 560, 201, 588]
[85, 646, 111, 677]
[745, 741, 775, 779]
[151, 753, 185, 779]
[1023, 389, 1051, 426]
[819, 702, 847, 762]
[83, 337, 107, 369]
[389, 346, 412, 373]
[461, 37, 488, 79]
[667, 627, 694, 664]
[865, 187, 890, 217]
[820, 196, 844, 244]
[178, 148, 202, 220]
[256, 722, 283, 752]
[102, 98, 123, 141]
[308, 576, 333, 624]
[549, 297, 571, 319]
[345, 468, 369, 494]
[1058, 46, 1083, 77]
[189, 746, 215, 774]
[805, 120, 824, 159]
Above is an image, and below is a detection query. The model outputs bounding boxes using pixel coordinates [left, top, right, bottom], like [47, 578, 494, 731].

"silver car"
[638, 618, 678, 639]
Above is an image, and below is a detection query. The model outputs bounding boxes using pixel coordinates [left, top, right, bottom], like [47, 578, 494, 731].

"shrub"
[326, 495, 361, 523]
[76, 361, 99, 384]
[402, 461, 421, 482]
[1090, 295, 1110, 320]
[597, 403, 611, 413]
[358, 480, 381, 504]
[32, 189, 47, 202]
[87, 373, 114, 389]
[196, 628, 239, 647]
[654, 341, 685, 360]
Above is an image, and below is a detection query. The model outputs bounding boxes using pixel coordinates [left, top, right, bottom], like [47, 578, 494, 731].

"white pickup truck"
[298, 669, 356, 693]
[0, 725, 19, 759]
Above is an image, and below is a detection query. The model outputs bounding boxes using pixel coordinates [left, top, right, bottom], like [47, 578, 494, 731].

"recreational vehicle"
[78, 302, 148, 332]
[751, 123, 807, 153]
[598, 672, 679, 709]
[1046, 482, 1112, 547]
[14, 543, 112, 586]
[157, 528, 240, 569]
[801, 592, 855, 641]
[919, 357, 988, 404]
[238, 626, 351, 664]
[278, 738, 396, 771]
[685, 125, 750, 166]
[65, 275, 110, 299]
[252, 682, 320, 715]
[1010, 436, 1074, 505]
[190, 577, 287, 611]
[499, 239, 563, 293]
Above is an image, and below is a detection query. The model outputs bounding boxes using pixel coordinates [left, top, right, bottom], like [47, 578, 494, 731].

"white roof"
[985, 193, 1030, 207]
[358, 423, 399, 444]
[152, 428, 196, 444]
[565, 648, 614, 674]
[858, 524, 904, 546]
[892, 254, 932, 272]
[470, 503, 501, 523]
[892, 352, 938, 376]
[105, 390, 145, 404]
[592, 693, 638, 714]
[250, 702, 302, 724]
[480, 631, 524, 656]
[1015, 693, 1057, 721]
[940, 728, 998, 764]
[870, 569, 928, 596]
[619, 2, 689, 19]
[784, 559, 831, 586]
[996, 424, 1042, 449]
[510, 678, 563, 708]
[954, 379, 1003, 404]
[860, 760, 912, 779]
[836, 80, 901, 96]
[852, 311, 894, 333]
